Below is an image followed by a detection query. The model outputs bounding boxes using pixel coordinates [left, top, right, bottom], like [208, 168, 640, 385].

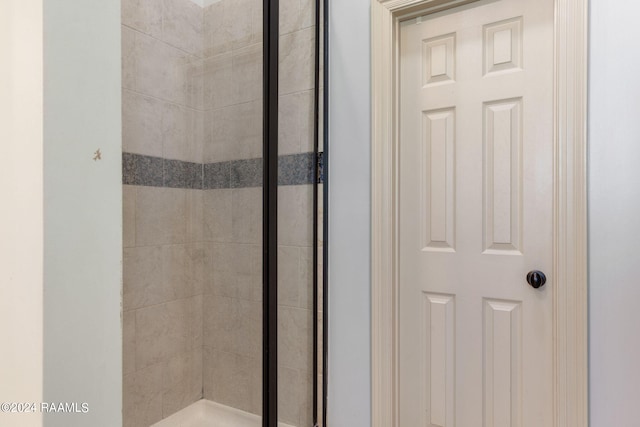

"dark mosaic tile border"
[123, 152, 321, 189]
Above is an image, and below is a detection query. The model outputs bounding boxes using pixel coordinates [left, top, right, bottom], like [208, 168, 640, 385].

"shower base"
[151, 399, 296, 427]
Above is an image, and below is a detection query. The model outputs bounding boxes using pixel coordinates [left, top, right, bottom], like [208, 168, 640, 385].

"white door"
[399, 0, 554, 426]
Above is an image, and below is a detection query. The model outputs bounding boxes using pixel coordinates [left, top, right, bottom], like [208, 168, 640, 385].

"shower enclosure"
[121, 0, 327, 425]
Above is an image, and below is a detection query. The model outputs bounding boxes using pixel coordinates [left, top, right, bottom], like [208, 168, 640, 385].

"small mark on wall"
[93, 149, 102, 161]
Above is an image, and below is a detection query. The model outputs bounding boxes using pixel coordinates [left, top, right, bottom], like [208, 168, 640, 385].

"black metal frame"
[312, 0, 321, 424]
[263, 0, 327, 424]
[322, 0, 329, 424]
[262, 0, 279, 425]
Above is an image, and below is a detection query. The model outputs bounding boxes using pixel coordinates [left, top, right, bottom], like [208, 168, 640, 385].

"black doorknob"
[527, 270, 546, 289]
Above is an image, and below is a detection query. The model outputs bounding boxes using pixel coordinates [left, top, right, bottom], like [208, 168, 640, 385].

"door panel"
[399, 0, 554, 425]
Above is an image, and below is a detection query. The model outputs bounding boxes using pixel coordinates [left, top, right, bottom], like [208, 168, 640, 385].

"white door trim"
[370, 0, 588, 425]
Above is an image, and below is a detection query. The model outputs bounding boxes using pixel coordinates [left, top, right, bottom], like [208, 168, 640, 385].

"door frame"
[370, 0, 588, 425]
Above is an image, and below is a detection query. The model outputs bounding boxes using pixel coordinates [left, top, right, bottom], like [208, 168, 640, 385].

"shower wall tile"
[134, 31, 202, 108]
[299, 246, 314, 309]
[279, 27, 315, 95]
[162, 244, 205, 300]
[278, 306, 313, 372]
[203, 189, 233, 242]
[123, 153, 164, 187]
[233, 43, 263, 104]
[162, 103, 204, 164]
[203, 0, 259, 58]
[136, 187, 188, 246]
[122, 26, 137, 90]
[162, 348, 203, 417]
[123, 245, 164, 311]
[279, 90, 314, 155]
[123, 311, 137, 376]
[122, 0, 163, 38]
[278, 246, 312, 310]
[186, 190, 205, 243]
[280, 0, 314, 36]
[203, 295, 262, 358]
[279, 152, 315, 186]
[231, 188, 262, 244]
[278, 366, 313, 427]
[206, 243, 262, 302]
[203, 162, 231, 189]
[123, 362, 163, 427]
[123, 186, 137, 248]
[278, 185, 314, 247]
[124, 243, 205, 311]
[162, 0, 204, 56]
[135, 296, 201, 370]
[230, 159, 262, 189]
[164, 159, 203, 189]
[203, 347, 261, 415]
[204, 100, 262, 163]
[202, 53, 236, 110]
[123, 90, 164, 158]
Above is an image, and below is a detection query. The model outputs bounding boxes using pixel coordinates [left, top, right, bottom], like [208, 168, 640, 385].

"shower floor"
[151, 399, 296, 427]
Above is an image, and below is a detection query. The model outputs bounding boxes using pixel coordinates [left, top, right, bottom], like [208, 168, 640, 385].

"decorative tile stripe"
[123, 152, 322, 189]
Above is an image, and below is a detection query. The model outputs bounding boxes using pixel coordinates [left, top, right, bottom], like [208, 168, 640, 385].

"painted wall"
[42, 0, 122, 426]
[588, 1, 640, 425]
[327, 0, 372, 426]
[0, 2, 44, 426]
[329, 0, 640, 426]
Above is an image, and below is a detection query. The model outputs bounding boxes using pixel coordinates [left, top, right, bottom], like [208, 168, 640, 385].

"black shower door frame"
[262, 0, 328, 425]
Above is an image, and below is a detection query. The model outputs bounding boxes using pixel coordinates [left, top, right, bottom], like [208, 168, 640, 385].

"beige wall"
[0, 2, 44, 426]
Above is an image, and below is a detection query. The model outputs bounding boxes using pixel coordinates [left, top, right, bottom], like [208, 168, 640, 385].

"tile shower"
[121, 0, 320, 426]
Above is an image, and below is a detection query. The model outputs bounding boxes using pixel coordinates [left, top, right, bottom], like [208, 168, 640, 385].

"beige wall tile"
[123, 362, 163, 427]
[204, 0, 258, 58]
[233, 43, 263, 105]
[123, 89, 164, 157]
[278, 367, 313, 426]
[123, 245, 164, 311]
[203, 295, 261, 358]
[232, 188, 262, 244]
[136, 187, 188, 246]
[203, 1, 231, 57]
[278, 185, 313, 247]
[191, 294, 204, 349]
[278, 306, 312, 371]
[280, 0, 314, 36]
[135, 298, 196, 370]
[161, 103, 204, 163]
[187, 190, 205, 244]
[123, 186, 137, 248]
[278, 246, 302, 308]
[250, 0, 263, 45]
[122, 26, 137, 90]
[203, 52, 236, 110]
[203, 347, 261, 415]
[162, 0, 204, 56]
[161, 349, 202, 417]
[122, 0, 163, 38]
[279, 90, 314, 155]
[207, 243, 261, 302]
[203, 189, 233, 242]
[162, 244, 206, 300]
[298, 89, 315, 153]
[204, 100, 262, 163]
[278, 92, 301, 155]
[299, 246, 314, 309]
[279, 27, 315, 95]
[123, 311, 137, 376]
[135, 31, 201, 107]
